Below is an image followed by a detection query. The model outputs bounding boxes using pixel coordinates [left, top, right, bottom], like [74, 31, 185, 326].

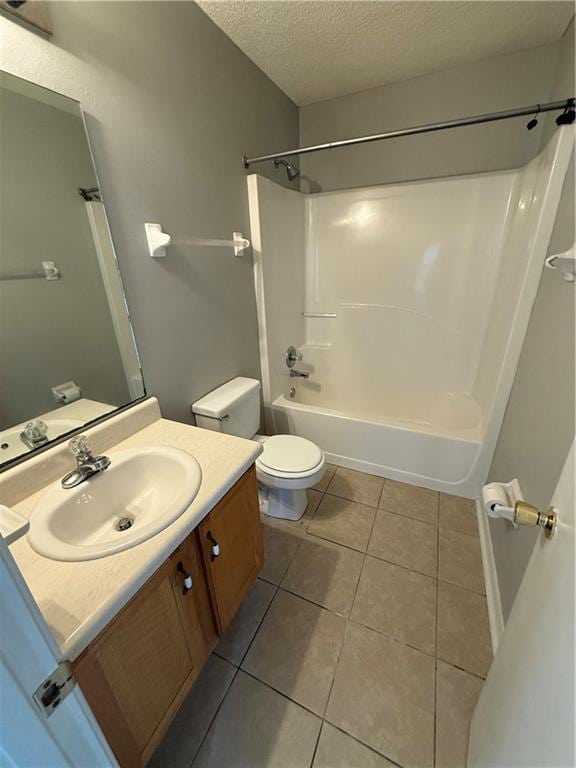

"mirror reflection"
[0, 72, 145, 466]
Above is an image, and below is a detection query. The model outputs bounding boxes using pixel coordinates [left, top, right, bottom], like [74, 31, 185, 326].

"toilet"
[192, 377, 325, 520]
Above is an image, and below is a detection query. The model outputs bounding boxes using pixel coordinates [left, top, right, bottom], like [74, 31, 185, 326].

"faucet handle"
[285, 345, 303, 368]
[24, 420, 48, 440]
[69, 435, 93, 459]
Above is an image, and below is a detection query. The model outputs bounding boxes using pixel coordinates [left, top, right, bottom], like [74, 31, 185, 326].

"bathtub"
[271, 393, 482, 495]
[249, 128, 573, 500]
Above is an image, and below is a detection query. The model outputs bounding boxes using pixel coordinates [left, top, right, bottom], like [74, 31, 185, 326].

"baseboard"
[476, 498, 505, 654]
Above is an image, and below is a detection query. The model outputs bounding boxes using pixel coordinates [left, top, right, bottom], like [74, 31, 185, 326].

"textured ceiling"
[197, 1, 574, 105]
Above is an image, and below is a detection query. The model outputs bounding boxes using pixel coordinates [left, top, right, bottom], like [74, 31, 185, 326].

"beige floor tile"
[306, 487, 324, 518]
[259, 523, 301, 585]
[379, 479, 439, 525]
[216, 579, 276, 665]
[242, 589, 346, 715]
[308, 494, 376, 552]
[437, 582, 492, 678]
[439, 494, 478, 536]
[149, 654, 236, 768]
[314, 463, 337, 491]
[327, 467, 384, 507]
[313, 723, 396, 768]
[436, 661, 484, 768]
[351, 556, 437, 654]
[281, 535, 365, 616]
[326, 622, 435, 768]
[368, 509, 438, 577]
[439, 528, 485, 594]
[193, 670, 321, 768]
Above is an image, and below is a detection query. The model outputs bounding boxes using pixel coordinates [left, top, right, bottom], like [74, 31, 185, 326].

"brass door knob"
[514, 501, 557, 538]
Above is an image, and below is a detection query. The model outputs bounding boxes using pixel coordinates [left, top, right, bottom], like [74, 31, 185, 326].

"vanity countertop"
[8, 416, 262, 661]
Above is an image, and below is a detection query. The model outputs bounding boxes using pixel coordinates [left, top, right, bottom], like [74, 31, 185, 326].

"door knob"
[491, 500, 558, 539]
[513, 501, 557, 539]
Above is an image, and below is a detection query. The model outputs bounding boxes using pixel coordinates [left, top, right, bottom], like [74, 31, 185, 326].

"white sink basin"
[28, 446, 202, 562]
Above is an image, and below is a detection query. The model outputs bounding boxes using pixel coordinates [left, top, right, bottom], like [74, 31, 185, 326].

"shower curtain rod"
[242, 97, 575, 168]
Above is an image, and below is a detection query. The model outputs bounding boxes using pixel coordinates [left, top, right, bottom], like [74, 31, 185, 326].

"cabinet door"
[199, 466, 263, 632]
[171, 533, 218, 663]
[74, 541, 210, 767]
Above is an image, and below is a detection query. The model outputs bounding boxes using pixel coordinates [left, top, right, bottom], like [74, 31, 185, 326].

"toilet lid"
[258, 435, 323, 474]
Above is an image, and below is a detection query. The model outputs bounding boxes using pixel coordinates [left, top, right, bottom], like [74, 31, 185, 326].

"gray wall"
[299, 43, 562, 191]
[488, 20, 575, 621]
[0, 1, 298, 424]
[0, 86, 130, 428]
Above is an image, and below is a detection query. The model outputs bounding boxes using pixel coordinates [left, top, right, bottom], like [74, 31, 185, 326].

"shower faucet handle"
[285, 345, 303, 368]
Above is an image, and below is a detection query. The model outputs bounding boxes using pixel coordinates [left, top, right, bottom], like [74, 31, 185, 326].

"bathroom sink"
[28, 446, 202, 562]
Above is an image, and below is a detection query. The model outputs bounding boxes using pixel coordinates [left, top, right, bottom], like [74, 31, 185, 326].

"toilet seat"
[256, 434, 323, 479]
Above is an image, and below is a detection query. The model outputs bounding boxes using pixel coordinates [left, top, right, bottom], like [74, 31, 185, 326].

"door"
[468, 441, 575, 767]
[0, 536, 115, 767]
[199, 466, 263, 632]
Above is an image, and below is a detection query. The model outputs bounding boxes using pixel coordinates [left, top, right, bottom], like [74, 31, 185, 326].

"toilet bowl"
[254, 434, 325, 520]
[191, 377, 325, 521]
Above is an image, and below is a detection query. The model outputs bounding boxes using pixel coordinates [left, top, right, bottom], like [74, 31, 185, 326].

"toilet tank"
[191, 377, 261, 438]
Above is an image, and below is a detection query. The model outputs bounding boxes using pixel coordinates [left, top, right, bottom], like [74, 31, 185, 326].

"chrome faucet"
[61, 435, 111, 489]
[20, 420, 49, 450]
[289, 369, 310, 379]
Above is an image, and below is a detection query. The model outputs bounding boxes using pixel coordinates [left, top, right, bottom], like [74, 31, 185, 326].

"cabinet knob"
[176, 561, 193, 595]
[206, 531, 220, 561]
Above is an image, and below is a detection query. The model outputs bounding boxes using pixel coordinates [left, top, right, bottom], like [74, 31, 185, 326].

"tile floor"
[151, 466, 491, 768]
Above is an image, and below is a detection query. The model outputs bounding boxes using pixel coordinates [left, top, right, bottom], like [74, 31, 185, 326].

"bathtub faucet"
[289, 369, 310, 379]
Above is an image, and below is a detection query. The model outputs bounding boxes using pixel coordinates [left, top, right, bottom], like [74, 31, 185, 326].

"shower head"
[274, 158, 300, 181]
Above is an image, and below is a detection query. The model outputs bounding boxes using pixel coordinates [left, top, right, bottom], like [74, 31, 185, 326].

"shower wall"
[250, 169, 517, 435]
[471, 126, 574, 485]
[302, 174, 515, 432]
[247, 126, 571, 493]
[247, 175, 305, 428]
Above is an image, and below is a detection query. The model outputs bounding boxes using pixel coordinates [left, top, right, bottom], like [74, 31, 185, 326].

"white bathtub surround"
[247, 175, 306, 430]
[3, 401, 261, 660]
[272, 395, 478, 491]
[248, 127, 573, 496]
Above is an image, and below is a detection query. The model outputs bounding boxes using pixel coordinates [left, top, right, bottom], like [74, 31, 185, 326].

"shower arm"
[242, 97, 575, 168]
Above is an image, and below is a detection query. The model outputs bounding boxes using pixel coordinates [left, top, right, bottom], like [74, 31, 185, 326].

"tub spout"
[289, 369, 310, 379]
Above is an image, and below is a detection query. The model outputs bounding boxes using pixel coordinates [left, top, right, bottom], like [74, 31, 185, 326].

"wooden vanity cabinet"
[73, 465, 262, 768]
[199, 466, 264, 632]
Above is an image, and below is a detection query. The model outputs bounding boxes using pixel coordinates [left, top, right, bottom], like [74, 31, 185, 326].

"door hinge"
[33, 660, 75, 717]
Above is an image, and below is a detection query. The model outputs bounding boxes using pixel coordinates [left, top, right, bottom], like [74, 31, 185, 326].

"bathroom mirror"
[0, 71, 145, 468]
